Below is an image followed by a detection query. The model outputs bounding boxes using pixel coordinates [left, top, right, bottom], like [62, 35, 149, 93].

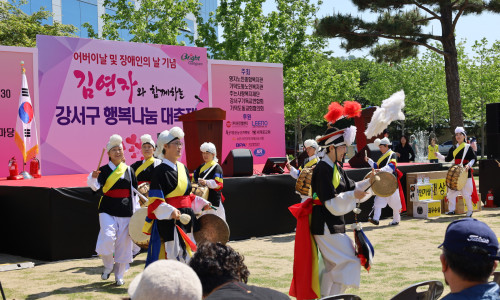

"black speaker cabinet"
[479, 159, 500, 205]
[487, 133, 500, 159]
[486, 103, 500, 134]
[222, 149, 253, 177]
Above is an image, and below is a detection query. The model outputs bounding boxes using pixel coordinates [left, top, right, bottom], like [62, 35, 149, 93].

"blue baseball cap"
[439, 218, 500, 260]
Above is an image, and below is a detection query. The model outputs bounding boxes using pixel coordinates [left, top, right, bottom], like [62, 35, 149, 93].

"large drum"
[446, 165, 468, 191]
[129, 207, 150, 249]
[194, 214, 230, 245]
[192, 183, 209, 200]
[364, 171, 398, 197]
[295, 167, 313, 196]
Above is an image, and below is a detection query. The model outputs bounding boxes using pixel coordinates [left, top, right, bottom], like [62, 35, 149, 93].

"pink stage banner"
[37, 35, 208, 175]
[209, 60, 285, 164]
[0, 46, 38, 178]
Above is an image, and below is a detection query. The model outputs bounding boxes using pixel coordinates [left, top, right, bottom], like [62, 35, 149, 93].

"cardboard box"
[456, 194, 482, 214]
[443, 193, 482, 214]
[413, 200, 441, 219]
[406, 171, 448, 215]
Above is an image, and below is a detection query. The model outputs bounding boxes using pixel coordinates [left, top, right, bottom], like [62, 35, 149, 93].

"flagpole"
[18, 61, 33, 179]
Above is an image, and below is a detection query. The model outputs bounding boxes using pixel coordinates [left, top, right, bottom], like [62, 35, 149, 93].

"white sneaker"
[101, 268, 112, 280]
[115, 279, 125, 286]
[466, 211, 473, 218]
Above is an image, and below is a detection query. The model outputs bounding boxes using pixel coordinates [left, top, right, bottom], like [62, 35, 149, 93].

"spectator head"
[189, 242, 250, 296]
[439, 219, 499, 283]
[382, 129, 389, 138]
[430, 137, 436, 145]
[400, 135, 408, 145]
[128, 260, 202, 300]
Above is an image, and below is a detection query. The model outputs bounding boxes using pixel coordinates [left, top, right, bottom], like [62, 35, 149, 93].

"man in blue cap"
[439, 218, 500, 299]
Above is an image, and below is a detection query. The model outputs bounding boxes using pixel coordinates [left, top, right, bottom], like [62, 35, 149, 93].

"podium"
[179, 108, 226, 172]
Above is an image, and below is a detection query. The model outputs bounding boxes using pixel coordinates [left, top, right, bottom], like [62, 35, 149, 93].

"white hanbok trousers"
[372, 188, 402, 223]
[96, 213, 133, 280]
[314, 225, 361, 297]
[447, 178, 473, 213]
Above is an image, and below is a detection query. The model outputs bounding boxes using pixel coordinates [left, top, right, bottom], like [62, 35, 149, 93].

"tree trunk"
[440, 4, 464, 135]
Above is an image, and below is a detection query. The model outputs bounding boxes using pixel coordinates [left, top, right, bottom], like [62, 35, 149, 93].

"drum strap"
[457, 144, 469, 166]
[201, 163, 218, 180]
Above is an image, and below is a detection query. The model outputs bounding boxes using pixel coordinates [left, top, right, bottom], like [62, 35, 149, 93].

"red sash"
[289, 198, 322, 300]
[395, 168, 406, 212]
[166, 195, 194, 208]
[104, 189, 130, 198]
[147, 194, 195, 220]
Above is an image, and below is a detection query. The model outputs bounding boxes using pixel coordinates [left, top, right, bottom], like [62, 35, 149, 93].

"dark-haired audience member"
[394, 135, 415, 162]
[189, 243, 290, 299]
[439, 218, 500, 299]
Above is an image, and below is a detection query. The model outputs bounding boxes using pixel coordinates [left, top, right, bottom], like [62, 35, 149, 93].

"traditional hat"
[154, 127, 185, 159]
[317, 126, 357, 148]
[374, 137, 391, 147]
[106, 134, 123, 152]
[128, 260, 203, 300]
[455, 126, 466, 135]
[140, 134, 156, 148]
[200, 142, 218, 163]
[303, 139, 319, 150]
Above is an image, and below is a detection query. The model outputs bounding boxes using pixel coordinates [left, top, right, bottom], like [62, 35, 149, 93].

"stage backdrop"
[209, 60, 285, 164]
[37, 35, 208, 175]
[0, 46, 39, 178]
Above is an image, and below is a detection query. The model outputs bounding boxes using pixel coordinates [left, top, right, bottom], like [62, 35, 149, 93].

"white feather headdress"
[365, 90, 406, 138]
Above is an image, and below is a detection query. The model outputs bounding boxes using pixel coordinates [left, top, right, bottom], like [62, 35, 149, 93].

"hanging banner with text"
[37, 35, 208, 175]
[0, 46, 38, 178]
[209, 60, 285, 164]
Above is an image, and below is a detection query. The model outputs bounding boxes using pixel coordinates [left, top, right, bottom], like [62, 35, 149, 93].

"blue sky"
[261, 1, 500, 58]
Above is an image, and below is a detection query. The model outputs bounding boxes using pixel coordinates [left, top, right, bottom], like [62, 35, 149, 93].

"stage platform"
[0, 162, 446, 261]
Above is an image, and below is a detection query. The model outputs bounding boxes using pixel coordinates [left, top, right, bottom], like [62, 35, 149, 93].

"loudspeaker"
[222, 149, 253, 177]
[486, 103, 500, 134]
[479, 160, 500, 205]
[487, 133, 500, 159]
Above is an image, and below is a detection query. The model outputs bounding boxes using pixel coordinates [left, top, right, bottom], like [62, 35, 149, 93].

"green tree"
[0, 0, 76, 47]
[84, 0, 200, 45]
[196, 0, 350, 146]
[314, 0, 500, 133]
[285, 53, 360, 145]
[460, 38, 500, 157]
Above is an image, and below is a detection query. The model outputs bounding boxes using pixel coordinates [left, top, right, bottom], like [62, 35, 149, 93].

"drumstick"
[495, 159, 500, 167]
[364, 175, 381, 192]
[132, 186, 149, 203]
[97, 148, 105, 170]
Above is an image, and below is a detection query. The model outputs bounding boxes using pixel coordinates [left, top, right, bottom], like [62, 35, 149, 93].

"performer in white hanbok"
[87, 134, 139, 286]
[193, 142, 226, 221]
[130, 134, 162, 257]
[436, 127, 478, 217]
[365, 137, 406, 226]
[287, 139, 320, 202]
[143, 127, 211, 267]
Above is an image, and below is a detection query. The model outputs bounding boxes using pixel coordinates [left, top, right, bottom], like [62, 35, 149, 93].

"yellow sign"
[430, 178, 447, 200]
[427, 200, 441, 217]
[418, 184, 433, 201]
